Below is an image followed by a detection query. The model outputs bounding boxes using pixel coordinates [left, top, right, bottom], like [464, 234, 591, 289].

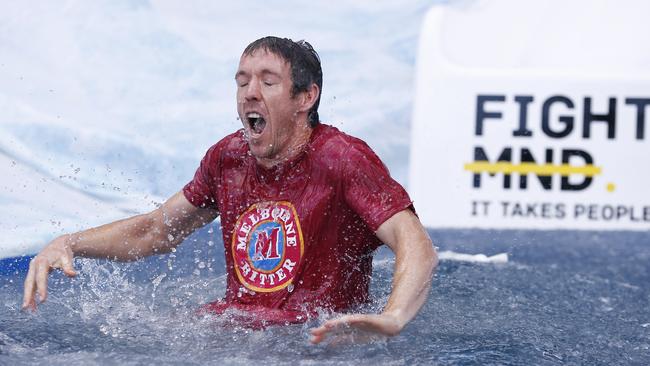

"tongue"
[253, 118, 266, 134]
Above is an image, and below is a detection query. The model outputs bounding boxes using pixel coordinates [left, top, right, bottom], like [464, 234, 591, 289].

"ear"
[298, 83, 320, 113]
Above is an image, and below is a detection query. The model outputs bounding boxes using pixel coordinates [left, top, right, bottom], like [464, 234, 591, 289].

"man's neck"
[255, 123, 314, 169]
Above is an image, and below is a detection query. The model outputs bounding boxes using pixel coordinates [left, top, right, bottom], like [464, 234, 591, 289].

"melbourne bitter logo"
[232, 201, 304, 292]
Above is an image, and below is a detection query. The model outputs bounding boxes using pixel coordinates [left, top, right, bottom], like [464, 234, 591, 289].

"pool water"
[1, 227, 649, 365]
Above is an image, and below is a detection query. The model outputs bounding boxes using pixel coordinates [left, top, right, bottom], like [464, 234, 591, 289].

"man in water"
[22, 36, 437, 344]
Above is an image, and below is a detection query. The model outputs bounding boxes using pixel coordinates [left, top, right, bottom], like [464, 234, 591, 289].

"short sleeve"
[183, 143, 222, 210]
[342, 140, 414, 231]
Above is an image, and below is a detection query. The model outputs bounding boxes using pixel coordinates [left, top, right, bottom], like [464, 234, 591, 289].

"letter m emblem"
[253, 227, 281, 260]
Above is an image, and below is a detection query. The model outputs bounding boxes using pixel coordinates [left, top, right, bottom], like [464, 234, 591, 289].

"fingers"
[309, 318, 372, 345]
[22, 261, 37, 310]
[21, 243, 78, 311]
[22, 257, 53, 310]
[310, 316, 355, 344]
[35, 259, 50, 304]
[309, 314, 399, 345]
[60, 254, 77, 277]
[309, 327, 331, 344]
[309, 323, 333, 344]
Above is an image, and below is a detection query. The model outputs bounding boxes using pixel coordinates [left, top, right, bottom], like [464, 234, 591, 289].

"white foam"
[438, 251, 509, 264]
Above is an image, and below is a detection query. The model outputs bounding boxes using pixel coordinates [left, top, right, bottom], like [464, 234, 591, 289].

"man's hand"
[20, 191, 219, 311]
[310, 209, 437, 346]
[22, 235, 77, 311]
[309, 313, 403, 345]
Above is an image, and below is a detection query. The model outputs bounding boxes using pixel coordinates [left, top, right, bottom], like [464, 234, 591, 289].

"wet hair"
[243, 36, 323, 127]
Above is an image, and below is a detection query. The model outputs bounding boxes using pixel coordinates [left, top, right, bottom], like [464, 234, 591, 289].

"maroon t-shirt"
[183, 124, 413, 325]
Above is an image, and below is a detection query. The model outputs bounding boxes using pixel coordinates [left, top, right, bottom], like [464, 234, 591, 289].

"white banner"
[409, 3, 650, 230]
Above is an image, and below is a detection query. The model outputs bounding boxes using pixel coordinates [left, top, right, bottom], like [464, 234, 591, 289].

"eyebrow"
[235, 68, 282, 79]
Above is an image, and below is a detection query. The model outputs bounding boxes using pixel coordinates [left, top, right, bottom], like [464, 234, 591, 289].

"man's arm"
[22, 191, 218, 310]
[310, 209, 437, 344]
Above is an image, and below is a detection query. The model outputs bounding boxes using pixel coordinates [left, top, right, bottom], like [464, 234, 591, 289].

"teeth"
[244, 112, 265, 135]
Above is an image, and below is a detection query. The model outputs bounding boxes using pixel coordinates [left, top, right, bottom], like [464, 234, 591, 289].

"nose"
[244, 78, 262, 101]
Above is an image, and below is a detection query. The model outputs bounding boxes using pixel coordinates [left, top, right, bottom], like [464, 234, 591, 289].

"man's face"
[235, 50, 305, 163]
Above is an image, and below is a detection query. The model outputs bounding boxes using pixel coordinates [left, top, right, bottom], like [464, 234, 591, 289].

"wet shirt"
[183, 124, 413, 324]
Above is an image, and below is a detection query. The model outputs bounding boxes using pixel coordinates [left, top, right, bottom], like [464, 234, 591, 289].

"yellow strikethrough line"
[463, 162, 602, 177]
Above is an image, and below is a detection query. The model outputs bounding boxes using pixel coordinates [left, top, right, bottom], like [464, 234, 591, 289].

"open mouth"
[246, 112, 266, 135]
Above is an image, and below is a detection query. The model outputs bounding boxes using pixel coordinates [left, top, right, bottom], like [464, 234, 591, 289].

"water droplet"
[152, 273, 166, 288]
[287, 284, 294, 293]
